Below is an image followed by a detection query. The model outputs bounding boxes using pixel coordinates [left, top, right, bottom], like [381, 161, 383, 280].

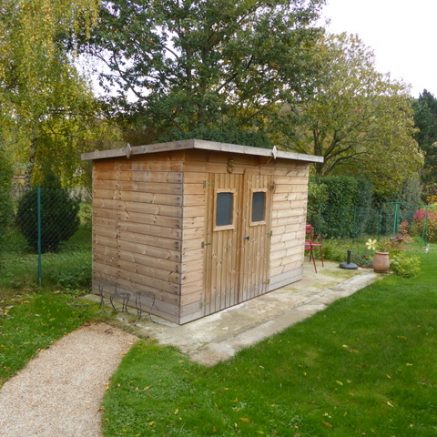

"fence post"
[36, 186, 42, 286]
[392, 201, 400, 235]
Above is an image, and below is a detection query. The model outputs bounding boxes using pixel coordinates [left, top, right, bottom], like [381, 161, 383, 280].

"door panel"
[240, 174, 272, 301]
[204, 173, 243, 315]
[203, 172, 272, 316]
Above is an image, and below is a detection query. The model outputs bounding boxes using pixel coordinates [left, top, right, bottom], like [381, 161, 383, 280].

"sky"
[322, 0, 437, 97]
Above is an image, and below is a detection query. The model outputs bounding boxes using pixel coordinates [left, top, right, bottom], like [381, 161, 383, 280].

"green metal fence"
[0, 187, 92, 290]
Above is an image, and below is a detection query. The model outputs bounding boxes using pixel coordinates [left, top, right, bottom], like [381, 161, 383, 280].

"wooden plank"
[93, 261, 180, 294]
[85, 139, 321, 163]
[94, 245, 180, 275]
[92, 278, 180, 320]
[118, 240, 181, 262]
[93, 179, 183, 195]
[117, 230, 180, 251]
[93, 189, 183, 207]
[94, 169, 183, 184]
[93, 207, 182, 229]
[183, 184, 205, 195]
[93, 198, 182, 218]
[94, 159, 184, 172]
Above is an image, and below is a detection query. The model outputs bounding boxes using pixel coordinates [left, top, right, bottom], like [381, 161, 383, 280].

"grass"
[0, 223, 91, 290]
[102, 246, 437, 436]
[0, 292, 100, 387]
[0, 203, 97, 387]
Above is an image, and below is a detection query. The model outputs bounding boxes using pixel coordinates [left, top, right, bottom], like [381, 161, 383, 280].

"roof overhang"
[81, 139, 324, 164]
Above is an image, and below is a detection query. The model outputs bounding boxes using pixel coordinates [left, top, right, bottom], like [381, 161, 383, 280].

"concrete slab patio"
[106, 261, 380, 366]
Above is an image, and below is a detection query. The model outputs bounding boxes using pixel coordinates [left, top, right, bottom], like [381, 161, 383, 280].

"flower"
[365, 239, 377, 251]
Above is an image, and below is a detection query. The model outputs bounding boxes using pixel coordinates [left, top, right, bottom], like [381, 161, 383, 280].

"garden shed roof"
[81, 139, 324, 163]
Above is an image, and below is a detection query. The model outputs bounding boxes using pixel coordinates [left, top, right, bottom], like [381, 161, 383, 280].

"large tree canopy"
[82, 0, 326, 144]
[412, 89, 437, 198]
[278, 33, 423, 196]
[0, 0, 118, 186]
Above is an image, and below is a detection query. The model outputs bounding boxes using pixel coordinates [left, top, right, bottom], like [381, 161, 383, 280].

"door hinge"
[201, 241, 212, 248]
[263, 279, 270, 285]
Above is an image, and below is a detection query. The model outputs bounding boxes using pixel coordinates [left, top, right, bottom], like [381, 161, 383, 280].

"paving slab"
[108, 261, 379, 366]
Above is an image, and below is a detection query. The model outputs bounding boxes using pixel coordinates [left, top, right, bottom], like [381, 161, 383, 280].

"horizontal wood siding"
[91, 149, 311, 324]
[269, 162, 309, 289]
[92, 154, 184, 323]
[179, 170, 207, 324]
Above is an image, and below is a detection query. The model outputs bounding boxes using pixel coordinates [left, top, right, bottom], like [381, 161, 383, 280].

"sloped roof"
[81, 138, 323, 164]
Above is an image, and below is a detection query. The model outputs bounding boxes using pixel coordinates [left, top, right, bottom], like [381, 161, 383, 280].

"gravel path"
[0, 323, 137, 437]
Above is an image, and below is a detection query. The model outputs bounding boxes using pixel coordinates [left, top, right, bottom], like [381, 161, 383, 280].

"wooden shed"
[82, 139, 323, 324]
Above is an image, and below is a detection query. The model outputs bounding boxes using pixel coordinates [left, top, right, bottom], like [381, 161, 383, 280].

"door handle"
[244, 236, 250, 241]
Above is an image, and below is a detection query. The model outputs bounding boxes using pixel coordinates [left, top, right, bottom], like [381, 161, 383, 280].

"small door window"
[216, 192, 234, 227]
[251, 191, 266, 223]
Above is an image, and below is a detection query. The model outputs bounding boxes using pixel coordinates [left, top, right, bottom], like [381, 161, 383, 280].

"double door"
[203, 172, 272, 315]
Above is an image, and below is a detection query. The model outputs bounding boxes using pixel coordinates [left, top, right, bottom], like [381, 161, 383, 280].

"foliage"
[281, 34, 423, 196]
[16, 177, 80, 253]
[0, 292, 98, 387]
[309, 176, 374, 238]
[411, 209, 437, 243]
[390, 253, 421, 278]
[82, 0, 325, 144]
[103, 247, 437, 436]
[322, 238, 373, 267]
[307, 180, 328, 233]
[412, 90, 437, 196]
[0, 225, 91, 290]
[0, 147, 13, 238]
[0, 0, 121, 186]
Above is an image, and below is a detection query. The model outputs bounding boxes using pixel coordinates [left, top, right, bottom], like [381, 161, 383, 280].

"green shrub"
[411, 209, 437, 243]
[0, 147, 13, 235]
[390, 253, 421, 278]
[16, 177, 80, 253]
[307, 181, 328, 233]
[307, 176, 374, 238]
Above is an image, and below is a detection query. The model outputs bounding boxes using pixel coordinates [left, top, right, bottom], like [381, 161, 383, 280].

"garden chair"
[305, 224, 324, 273]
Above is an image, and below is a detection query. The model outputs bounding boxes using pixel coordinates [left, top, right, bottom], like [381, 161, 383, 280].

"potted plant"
[366, 238, 390, 273]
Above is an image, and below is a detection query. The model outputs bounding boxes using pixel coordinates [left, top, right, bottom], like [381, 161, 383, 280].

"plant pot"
[373, 251, 390, 273]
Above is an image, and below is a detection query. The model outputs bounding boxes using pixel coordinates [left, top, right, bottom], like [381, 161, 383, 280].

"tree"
[278, 33, 423, 196]
[81, 0, 326, 144]
[412, 90, 437, 198]
[0, 0, 118, 186]
[0, 145, 13, 238]
[16, 174, 80, 253]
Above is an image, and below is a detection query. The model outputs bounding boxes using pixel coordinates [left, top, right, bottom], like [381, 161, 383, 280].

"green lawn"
[103, 247, 437, 436]
[0, 292, 99, 387]
[0, 224, 91, 290]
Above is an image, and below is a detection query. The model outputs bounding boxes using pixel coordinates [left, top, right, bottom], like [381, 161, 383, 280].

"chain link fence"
[0, 186, 432, 289]
[0, 187, 91, 290]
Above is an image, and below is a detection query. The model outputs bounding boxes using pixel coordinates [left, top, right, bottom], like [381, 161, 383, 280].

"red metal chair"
[304, 224, 324, 273]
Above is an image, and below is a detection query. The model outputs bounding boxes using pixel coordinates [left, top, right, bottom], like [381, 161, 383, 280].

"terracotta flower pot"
[373, 251, 390, 273]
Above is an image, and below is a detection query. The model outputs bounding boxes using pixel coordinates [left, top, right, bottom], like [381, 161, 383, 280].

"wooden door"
[203, 172, 272, 316]
[239, 174, 272, 301]
[204, 173, 243, 315]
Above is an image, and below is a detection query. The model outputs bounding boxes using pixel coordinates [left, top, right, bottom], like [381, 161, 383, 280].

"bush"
[307, 181, 328, 233]
[16, 178, 80, 253]
[0, 147, 13, 235]
[411, 209, 437, 243]
[307, 176, 374, 238]
[390, 253, 421, 278]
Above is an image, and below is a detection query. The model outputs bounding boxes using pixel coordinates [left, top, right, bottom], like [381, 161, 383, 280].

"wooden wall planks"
[91, 149, 311, 324]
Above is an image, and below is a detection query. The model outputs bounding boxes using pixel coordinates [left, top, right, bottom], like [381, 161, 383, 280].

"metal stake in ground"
[339, 250, 358, 270]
